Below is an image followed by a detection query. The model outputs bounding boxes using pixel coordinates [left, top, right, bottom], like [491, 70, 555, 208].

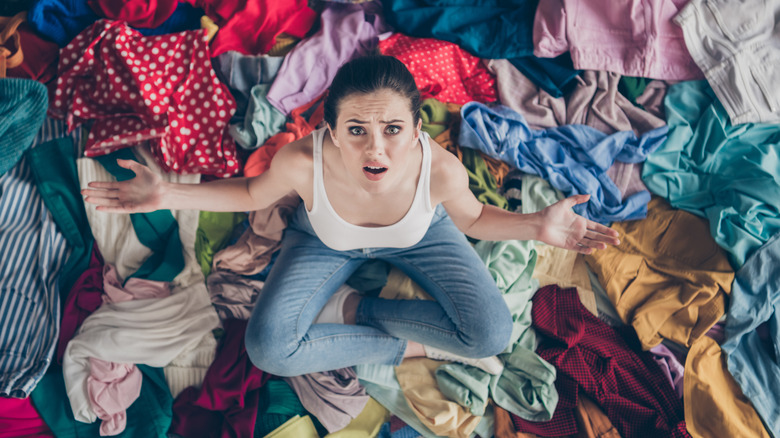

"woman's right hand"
[81, 159, 165, 213]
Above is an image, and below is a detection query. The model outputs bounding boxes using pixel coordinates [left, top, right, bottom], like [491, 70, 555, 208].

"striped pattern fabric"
[32, 116, 86, 156]
[0, 156, 71, 397]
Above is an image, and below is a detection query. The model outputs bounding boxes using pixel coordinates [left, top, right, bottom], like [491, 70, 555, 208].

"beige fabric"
[395, 358, 481, 438]
[533, 244, 597, 316]
[212, 192, 300, 275]
[684, 337, 770, 438]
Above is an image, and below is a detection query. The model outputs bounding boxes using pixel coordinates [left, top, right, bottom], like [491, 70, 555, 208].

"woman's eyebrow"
[381, 119, 406, 124]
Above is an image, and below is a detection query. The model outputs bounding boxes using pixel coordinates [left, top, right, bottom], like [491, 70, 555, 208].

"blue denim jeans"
[245, 204, 513, 376]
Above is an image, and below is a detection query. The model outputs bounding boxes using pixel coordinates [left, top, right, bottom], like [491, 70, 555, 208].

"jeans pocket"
[706, 0, 771, 43]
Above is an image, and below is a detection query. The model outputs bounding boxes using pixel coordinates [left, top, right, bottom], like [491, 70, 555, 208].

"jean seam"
[294, 256, 356, 340]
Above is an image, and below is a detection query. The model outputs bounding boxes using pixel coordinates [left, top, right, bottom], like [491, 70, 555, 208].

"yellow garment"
[325, 398, 390, 438]
[200, 16, 218, 43]
[268, 33, 300, 56]
[263, 415, 319, 438]
[396, 358, 481, 438]
[533, 244, 597, 316]
[379, 267, 433, 301]
[684, 337, 770, 438]
[585, 197, 733, 349]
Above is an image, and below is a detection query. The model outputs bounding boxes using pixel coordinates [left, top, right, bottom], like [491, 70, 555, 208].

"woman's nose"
[366, 134, 385, 155]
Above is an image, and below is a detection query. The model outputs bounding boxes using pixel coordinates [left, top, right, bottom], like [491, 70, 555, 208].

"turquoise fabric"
[229, 83, 287, 150]
[642, 80, 780, 268]
[30, 365, 173, 438]
[94, 149, 185, 282]
[28, 138, 94, 305]
[0, 78, 48, 176]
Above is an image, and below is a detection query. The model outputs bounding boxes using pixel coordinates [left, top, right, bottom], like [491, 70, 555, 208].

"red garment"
[184, 0, 317, 57]
[379, 33, 497, 105]
[169, 319, 270, 438]
[50, 20, 240, 177]
[57, 243, 104, 364]
[0, 397, 53, 438]
[6, 22, 59, 84]
[512, 285, 690, 438]
[88, 0, 178, 29]
[243, 93, 325, 178]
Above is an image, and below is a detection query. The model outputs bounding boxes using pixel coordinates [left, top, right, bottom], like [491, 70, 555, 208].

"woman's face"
[328, 89, 421, 194]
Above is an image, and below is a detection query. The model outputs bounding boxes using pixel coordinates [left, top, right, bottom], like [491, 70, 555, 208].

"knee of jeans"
[463, 313, 514, 358]
[244, 333, 306, 377]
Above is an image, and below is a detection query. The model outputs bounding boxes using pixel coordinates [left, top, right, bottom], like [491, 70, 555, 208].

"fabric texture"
[0, 396, 53, 437]
[266, 1, 389, 115]
[284, 368, 370, 433]
[50, 20, 240, 177]
[212, 51, 284, 121]
[533, 0, 703, 80]
[642, 80, 780, 268]
[513, 285, 690, 438]
[458, 101, 668, 224]
[379, 33, 497, 105]
[674, 0, 780, 124]
[585, 197, 734, 350]
[0, 78, 47, 176]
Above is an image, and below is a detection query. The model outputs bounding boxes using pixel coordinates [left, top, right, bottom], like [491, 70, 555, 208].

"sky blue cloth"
[458, 102, 668, 224]
[722, 233, 780, 437]
[642, 80, 780, 268]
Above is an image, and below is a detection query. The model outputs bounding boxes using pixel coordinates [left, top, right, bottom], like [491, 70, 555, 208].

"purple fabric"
[284, 368, 370, 433]
[266, 1, 390, 115]
[649, 344, 685, 399]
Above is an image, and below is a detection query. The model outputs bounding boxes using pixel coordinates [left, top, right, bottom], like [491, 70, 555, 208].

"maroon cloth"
[6, 22, 59, 84]
[88, 0, 179, 29]
[184, 0, 317, 57]
[56, 243, 104, 364]
[169, 319, 270, 438]
[0, 397, 53, 437]
[50, 20, 240, 177]
[512, 285, 691, 438]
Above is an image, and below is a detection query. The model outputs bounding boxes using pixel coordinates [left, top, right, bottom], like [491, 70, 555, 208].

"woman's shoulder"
[428, 137, 469, 200]
[272, 134, 315, 168]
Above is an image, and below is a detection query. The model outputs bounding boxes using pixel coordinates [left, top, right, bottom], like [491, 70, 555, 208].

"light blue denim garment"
[245, 204, 513, 377]
[458, 101, 668, 225]
[722, 232, 780, 436]
[212, 52, 285, 120]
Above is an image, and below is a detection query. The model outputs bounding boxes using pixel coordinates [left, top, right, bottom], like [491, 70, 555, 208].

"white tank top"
[306, 127, 436, 251]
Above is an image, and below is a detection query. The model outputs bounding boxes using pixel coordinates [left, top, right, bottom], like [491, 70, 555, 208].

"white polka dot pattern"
[50, 20, 239, 178]
[379, 33, 498, 105]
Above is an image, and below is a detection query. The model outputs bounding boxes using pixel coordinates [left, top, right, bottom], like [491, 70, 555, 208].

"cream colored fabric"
[395, 358, 481, 438]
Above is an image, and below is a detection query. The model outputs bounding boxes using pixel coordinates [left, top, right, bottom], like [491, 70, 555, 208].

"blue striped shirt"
[0, 156, 71, 397]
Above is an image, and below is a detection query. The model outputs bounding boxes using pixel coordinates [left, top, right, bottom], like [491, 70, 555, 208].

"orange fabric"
[242, 93, 325, 178]
[0, 12, 26, 78]
[494, 397, 621, 438]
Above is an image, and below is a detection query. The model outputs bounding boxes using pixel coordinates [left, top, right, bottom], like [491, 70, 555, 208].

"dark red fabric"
[169, 319, 270, 438]
[50, 20, 240, 177]
[184, 0, 317, 57]
[379, 33, 497, 105]
[56, 243, 104, 364]
[6, 22, 59, 84]
[88, 0, 178, 29]
[512, 285, 691, 438]
[242, 92, 325, 178]
[0, 397, 53, 438]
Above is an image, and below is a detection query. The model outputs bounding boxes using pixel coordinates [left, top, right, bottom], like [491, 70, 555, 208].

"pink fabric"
[379, 33, 497, 105]
[533, 0, 704, 80]
[102, 264, 171, 304]
[0, 397, 54, 438]
[85, 263, 171, 435]
[87, 358, 144, 437]
[50, 20, 240, 177]
[185, 0, 317, 57]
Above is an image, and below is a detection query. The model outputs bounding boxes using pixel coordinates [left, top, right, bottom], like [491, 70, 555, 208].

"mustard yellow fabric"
[325, 398, 390, 438]
[684, 337, 770, 438]
[585, 197, 733, 349]
[263, 415, 320, 438]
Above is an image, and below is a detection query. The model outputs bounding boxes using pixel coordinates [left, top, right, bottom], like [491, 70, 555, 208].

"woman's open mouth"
[362, 164, 388, 181]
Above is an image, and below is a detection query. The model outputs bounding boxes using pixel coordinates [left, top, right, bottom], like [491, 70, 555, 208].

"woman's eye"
[386, 125, 401, 135]
[348, 126, 365, 135]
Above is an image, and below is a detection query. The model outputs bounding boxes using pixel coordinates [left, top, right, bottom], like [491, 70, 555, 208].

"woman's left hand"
[535, 194, 620, 254]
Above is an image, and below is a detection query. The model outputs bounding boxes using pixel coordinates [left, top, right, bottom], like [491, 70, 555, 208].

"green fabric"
[420, 98, 509, 210]
[30, 365, 173, 438]
[27, 138, 94, 305]
[618, 76, 652, 106]
[642, 80, 780, 268]
[256, 379, 328, 438]
[0, 78, 48, 176]
[420, 98, 451, 139]
[95, 149, 184, 282]
[435, 365, 491, 416]
[195, 211, 247, 277]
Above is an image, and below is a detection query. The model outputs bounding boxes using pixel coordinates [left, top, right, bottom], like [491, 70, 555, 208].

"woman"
[82, 55, 619, 376]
